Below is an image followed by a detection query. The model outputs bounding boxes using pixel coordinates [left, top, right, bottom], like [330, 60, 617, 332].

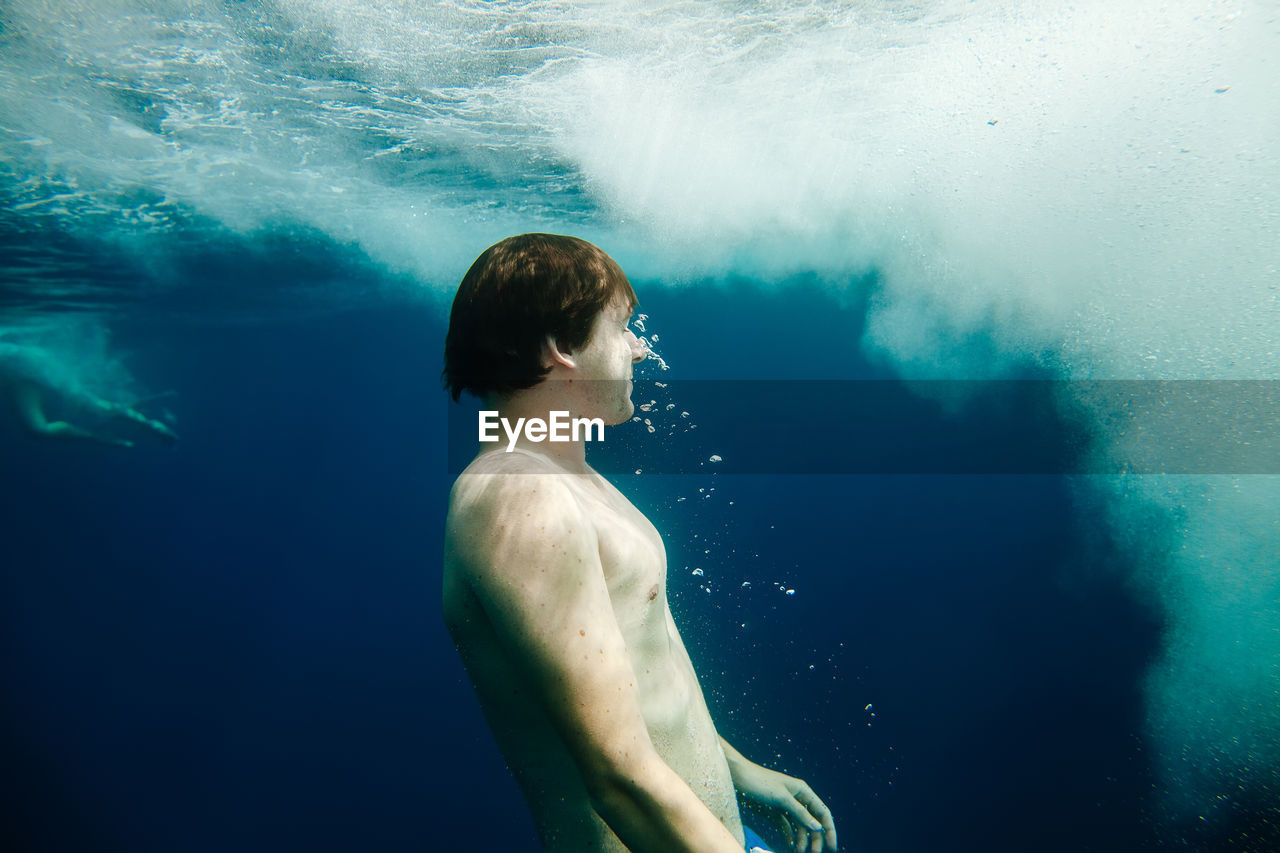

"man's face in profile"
[563, 296, 647, 426]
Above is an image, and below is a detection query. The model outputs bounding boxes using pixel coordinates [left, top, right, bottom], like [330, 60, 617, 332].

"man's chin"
[606, 400, 634, 427]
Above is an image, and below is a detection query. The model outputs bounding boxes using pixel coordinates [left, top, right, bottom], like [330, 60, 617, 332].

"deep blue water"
[5, 256, 1221, 853]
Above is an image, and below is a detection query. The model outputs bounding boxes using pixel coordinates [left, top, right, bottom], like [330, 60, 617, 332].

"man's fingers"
[794, 784, 838, 851]
[770, 783, 839, 852]
[781, 793, 825, 836]
[773, 814, 799, 852]
[794, 824, 823, 853]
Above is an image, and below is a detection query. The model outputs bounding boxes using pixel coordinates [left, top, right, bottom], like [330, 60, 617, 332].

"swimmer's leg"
[9, 381, 134, 448]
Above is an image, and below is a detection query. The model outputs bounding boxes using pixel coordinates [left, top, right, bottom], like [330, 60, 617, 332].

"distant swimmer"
[0, 340, 177, 448]
[442, 234, 837, 853]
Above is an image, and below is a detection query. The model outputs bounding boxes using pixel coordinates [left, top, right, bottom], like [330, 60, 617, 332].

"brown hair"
[443, 234, 637, 401]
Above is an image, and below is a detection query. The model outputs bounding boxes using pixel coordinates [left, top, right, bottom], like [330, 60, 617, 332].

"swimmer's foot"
[96, 399, 178, 444]
[129, 410, 178, 443]
[128, 390, 178, 411]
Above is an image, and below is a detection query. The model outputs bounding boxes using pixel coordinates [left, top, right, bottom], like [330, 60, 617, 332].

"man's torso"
[442, 448, 742, 851]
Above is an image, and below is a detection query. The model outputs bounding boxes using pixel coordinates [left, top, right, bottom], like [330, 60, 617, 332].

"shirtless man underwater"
[442, 234, 838, 853]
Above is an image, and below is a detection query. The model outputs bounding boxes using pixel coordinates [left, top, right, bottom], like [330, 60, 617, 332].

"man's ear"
[545, 335, 576, 369]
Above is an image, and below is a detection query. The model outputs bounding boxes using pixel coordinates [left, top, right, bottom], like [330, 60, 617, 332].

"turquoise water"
[2, 2, 1277, 851]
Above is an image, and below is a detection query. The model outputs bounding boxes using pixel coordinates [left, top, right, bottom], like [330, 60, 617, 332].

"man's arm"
[446, 472, 745, 853]
[720, 737, 838, 853]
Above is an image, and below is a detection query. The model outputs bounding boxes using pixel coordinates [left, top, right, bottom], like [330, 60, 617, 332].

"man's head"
[443, 234, 640, 404]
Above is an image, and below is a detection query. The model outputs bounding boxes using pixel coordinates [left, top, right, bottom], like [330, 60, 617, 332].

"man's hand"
[724, 747, 838, 853]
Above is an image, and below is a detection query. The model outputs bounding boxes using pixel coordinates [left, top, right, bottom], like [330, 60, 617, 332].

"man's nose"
[630, 333, 649, 362]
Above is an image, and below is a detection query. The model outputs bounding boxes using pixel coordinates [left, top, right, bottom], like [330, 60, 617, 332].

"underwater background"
[1, 2, 1276, 851]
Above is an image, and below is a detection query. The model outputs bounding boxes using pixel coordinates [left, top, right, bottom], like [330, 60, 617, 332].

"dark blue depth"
[7, 245, 1265, 853]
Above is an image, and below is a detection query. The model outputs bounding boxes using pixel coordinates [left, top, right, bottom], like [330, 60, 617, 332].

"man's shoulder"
[457, 447, 566, 478]
[450, 450, 575, 509]
[446, 451, 595, 559]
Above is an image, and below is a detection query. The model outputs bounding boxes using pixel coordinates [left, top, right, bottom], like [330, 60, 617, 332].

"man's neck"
[483, 387, 591, 474]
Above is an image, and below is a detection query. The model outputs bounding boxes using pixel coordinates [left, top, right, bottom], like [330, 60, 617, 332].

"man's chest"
[588, 492, 669, 634]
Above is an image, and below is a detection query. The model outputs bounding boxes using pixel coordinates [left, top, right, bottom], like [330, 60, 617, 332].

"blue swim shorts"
[744, 825, 774, 852]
